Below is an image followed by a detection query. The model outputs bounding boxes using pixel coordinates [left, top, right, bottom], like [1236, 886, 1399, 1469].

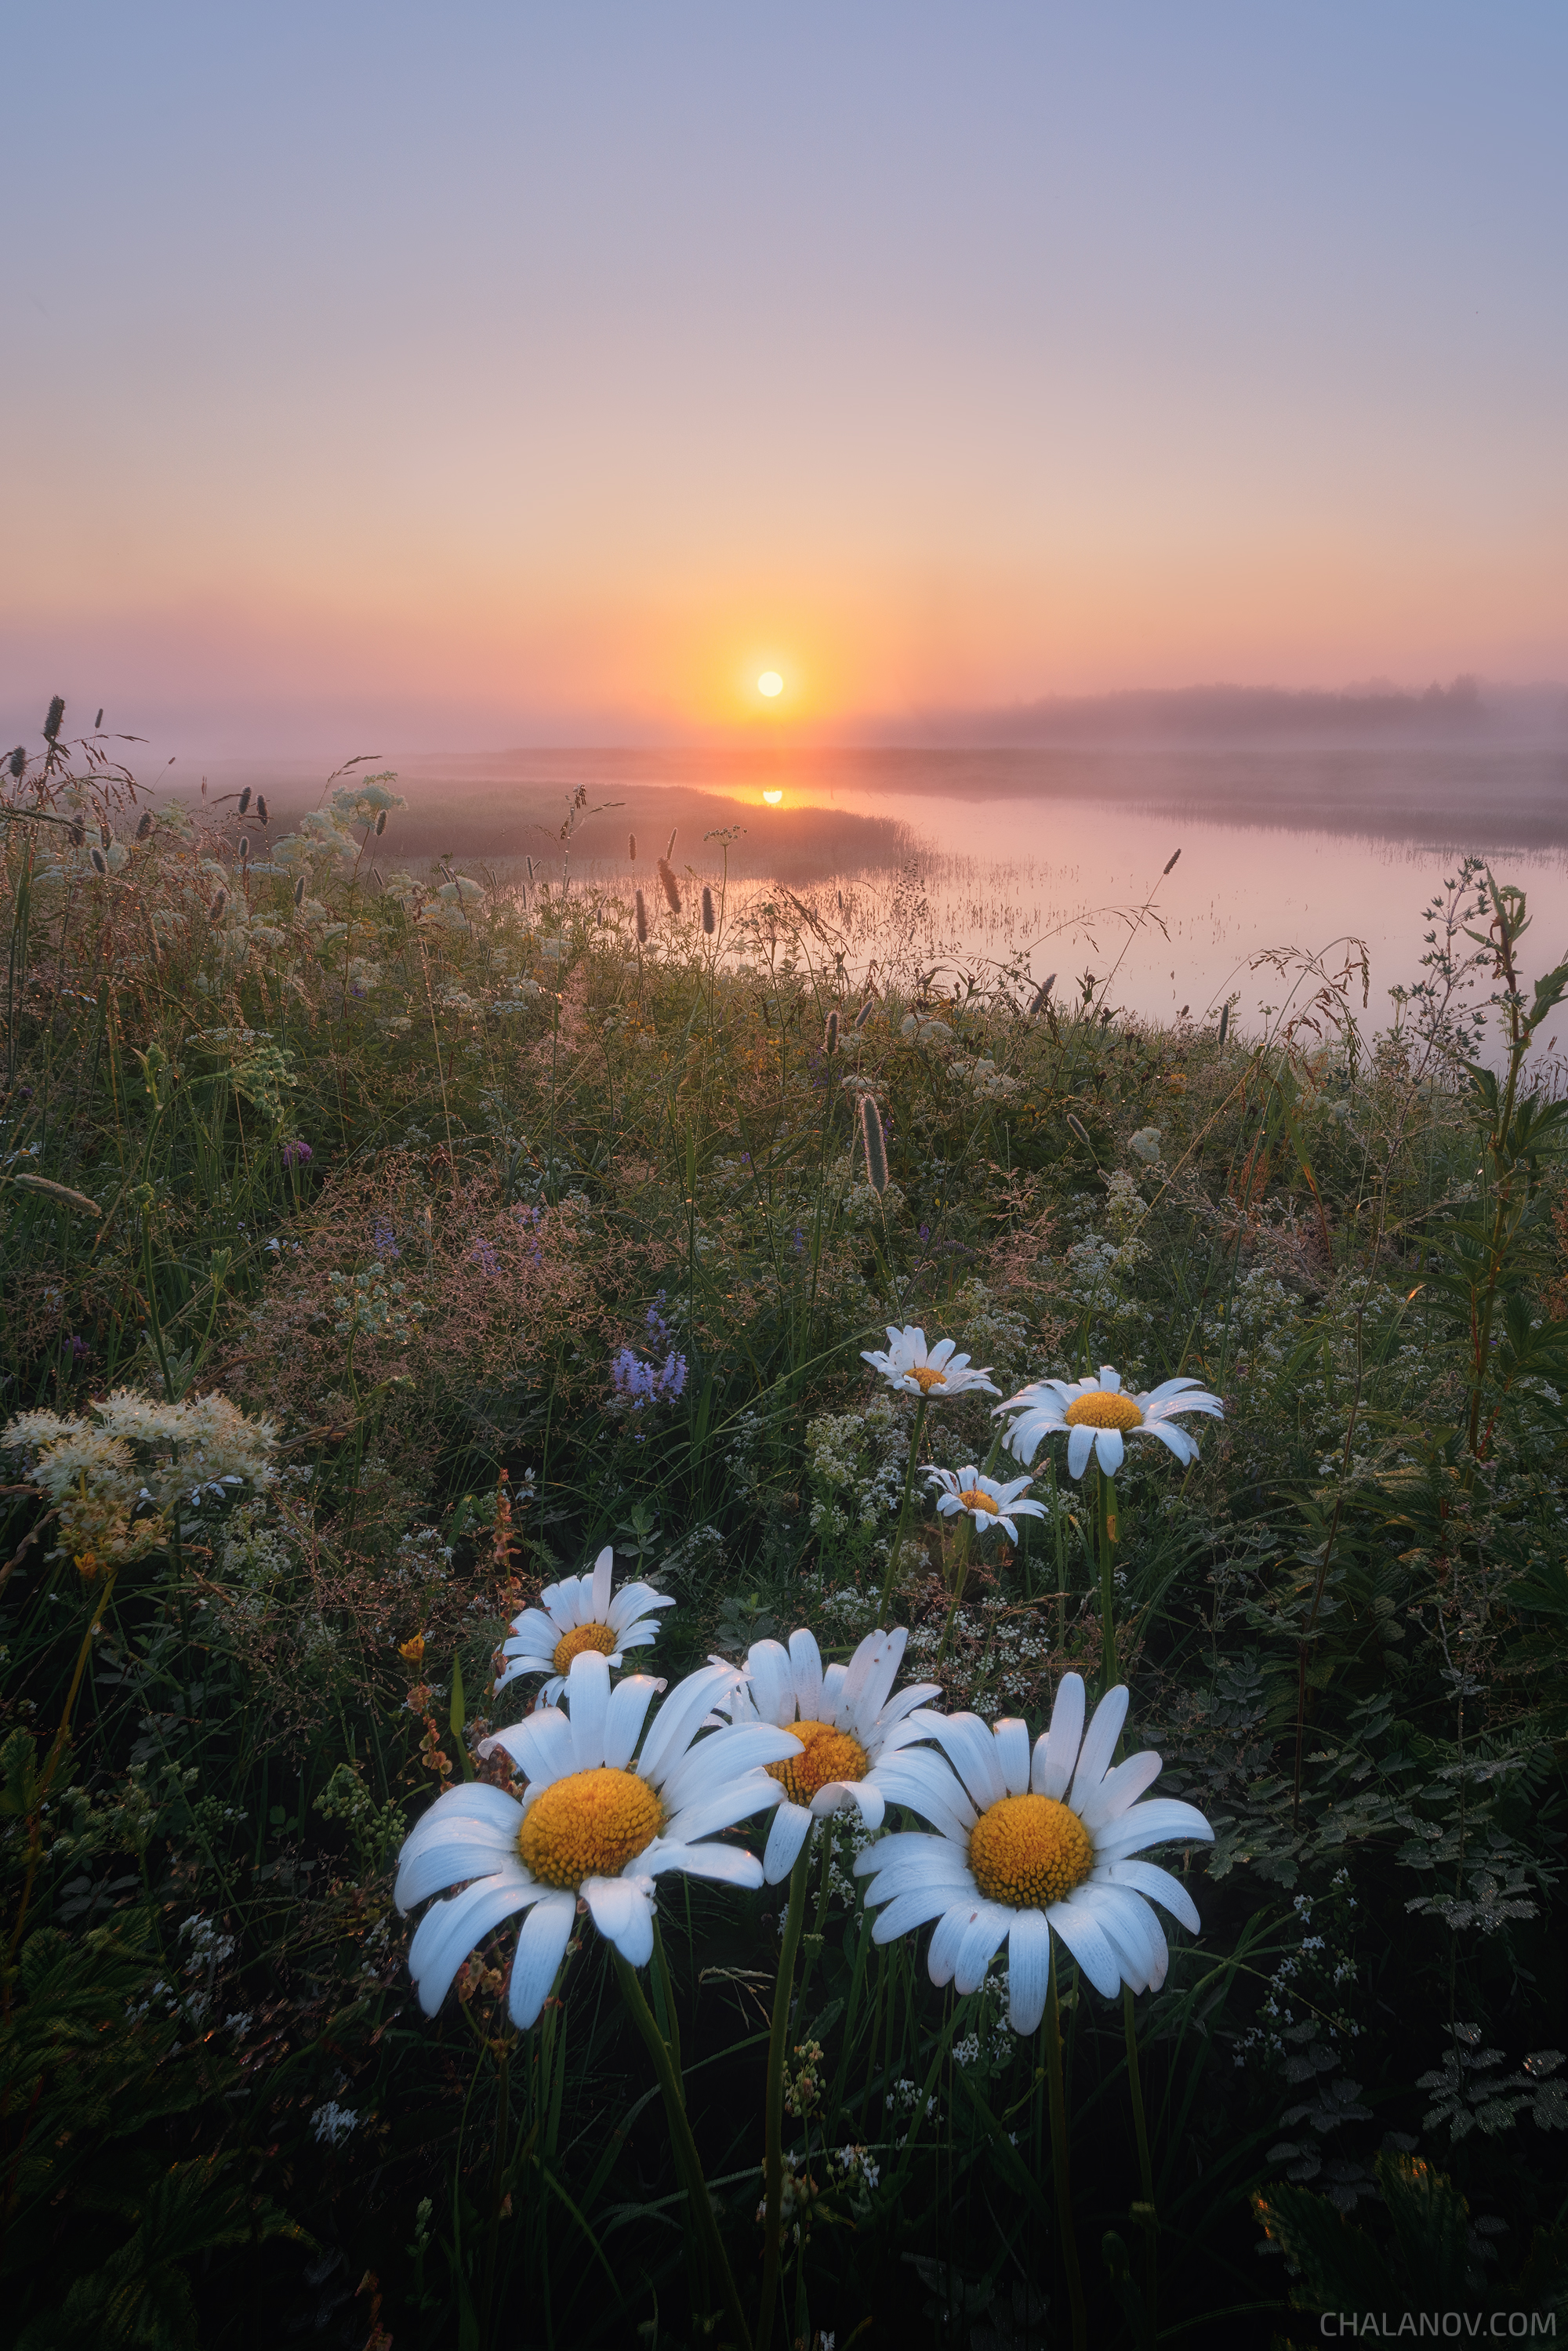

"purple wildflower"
[281, 1138, 313, 1170]
[373, 1217, 399, 1261]
[610, 1344, 688, 1410]
[469, 1238, 499, 1278]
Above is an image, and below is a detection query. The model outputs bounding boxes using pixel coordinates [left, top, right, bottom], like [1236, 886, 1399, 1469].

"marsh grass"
[3, 713, 1568, 2346]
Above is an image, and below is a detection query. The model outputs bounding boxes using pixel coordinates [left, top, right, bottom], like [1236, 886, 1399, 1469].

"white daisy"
[996, 1366, 1223, 1479]
[716, 1626, 943, 1882]
[395, 1649, 800, 2029]
[495, 1544, 675, 1703]
[854, 1673, 1213, 2033]
[861, 1326, 1000, 1400]
[924, 1465, 1047, 1543]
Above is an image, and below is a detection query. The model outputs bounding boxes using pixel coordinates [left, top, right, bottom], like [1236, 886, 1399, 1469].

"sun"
[762, 789, 783, 805]
[757, 671, 784, 698]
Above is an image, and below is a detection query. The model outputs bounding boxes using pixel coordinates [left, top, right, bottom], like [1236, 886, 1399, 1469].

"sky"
[5, 2, 1567, 755]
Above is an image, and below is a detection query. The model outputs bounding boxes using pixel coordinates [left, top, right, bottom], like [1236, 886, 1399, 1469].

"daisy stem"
[611, 1948, 754, 2351]
[1044, 1957, 1087, 2351]
[876, 1395, 927, 1626]
[795, 1816, 835, 2015]
[1097, 1468, 1119, 1698]
[1123, 1984, 1158, 2326]
[757, 1844, 811, 2351]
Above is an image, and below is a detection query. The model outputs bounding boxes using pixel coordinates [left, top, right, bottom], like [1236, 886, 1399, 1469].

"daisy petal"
[953, 1902, 1012, 1994]
[1007, 1907, 1051, 2034]
[564, 1649, 612, 1769]
[649, 1838, 764, 1890]
[638, 1663, 739, 1787]
[927, 1901, 980, 1985]
[507, 1891, 576, 2027]
[602, 1673, 664, 1769]
[744, 1640, 795, 1728]
[1046, 1894, 1123, 1999]
[1036, 1672, 1086, 1799]
[788, 1627, 824, 1720]
[1094, 1798, 1214, 1860]
[590, 1545, 613, 1621]
[871, 1750, 979, 1842]
[1094, 1427, 1126, 1475]
[408, 1871, 533, 2015]
[1070, 1685, 1130, 1802]
[872, 1883, 971, 1946]
[396, 1819, 523, 1910]
[481, 1706, 575, 1787]
[1065, 1424, 1094, 1480]
[995, 1717, 1031, 1798]
[1076, 1748, 1163, 1833]
[763, 1801, 812, 1883]
[1099, 1857, 1201, 1935]
[922, 1713, 1006, 1809]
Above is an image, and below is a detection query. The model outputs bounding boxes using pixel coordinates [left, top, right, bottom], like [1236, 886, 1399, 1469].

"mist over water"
[180, 738, 1568, 1043]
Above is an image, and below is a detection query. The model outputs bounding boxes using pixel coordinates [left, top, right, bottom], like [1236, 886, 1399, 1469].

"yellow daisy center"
[909, 1364, 949, 1391]
[958, 1487, 999, 1515]
[518, 1765, 664, 1890]
[551, 1621, 618, 1677]
[766, 1719, 869, 1806]
[967, 1793, 1094, 1910]
[1063, 1391, 1143, 1433]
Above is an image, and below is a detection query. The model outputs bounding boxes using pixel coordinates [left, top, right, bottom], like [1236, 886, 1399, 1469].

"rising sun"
[762, 789, 782, 805]
[757, 671, 784, 698]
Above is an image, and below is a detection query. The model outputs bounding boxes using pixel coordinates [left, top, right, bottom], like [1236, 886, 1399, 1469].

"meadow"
[3, 706, 1567, 2349]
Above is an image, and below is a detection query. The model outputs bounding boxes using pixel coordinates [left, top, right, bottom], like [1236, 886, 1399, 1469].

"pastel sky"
[5, 2, 1566, 752]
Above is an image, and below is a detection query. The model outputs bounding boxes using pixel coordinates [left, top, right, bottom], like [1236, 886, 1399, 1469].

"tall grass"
[2, 713, 1567, 2347]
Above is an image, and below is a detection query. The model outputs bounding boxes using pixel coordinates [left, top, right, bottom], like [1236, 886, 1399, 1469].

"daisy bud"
[701, 884, 716, 936]
[861, 1096, 888, 1194]
[634, 888, 648, 945]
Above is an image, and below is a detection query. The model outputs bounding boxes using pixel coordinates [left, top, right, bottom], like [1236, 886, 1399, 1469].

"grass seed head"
[90, 846, 108, 877]
[628, 832, 637, 860]
[239, 787, 252, 815]
[657, 858, 682, 916]
[43, 695, 64, 744]
[635, 887, 648, 945]
[136, 811, 152, 840]
[209, 888, 228, 924]
[824, 1009, 839, 1053]
[861, 1094, 888, 1193]
[701, 883, 715, 935]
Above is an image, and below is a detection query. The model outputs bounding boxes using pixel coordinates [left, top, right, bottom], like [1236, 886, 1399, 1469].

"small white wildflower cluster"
[2, 1390, 278, 1569]
[310, 2101, 360, 2148]
[1233, 1875, 1361, 2069]
[949, 1054, 1019, 1101]
[804, 1395, 906, 1542]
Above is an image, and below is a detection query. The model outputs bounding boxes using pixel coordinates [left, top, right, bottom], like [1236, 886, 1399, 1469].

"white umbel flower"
[395, 1650, 800, 2029]
[717, 1626, 942, 1882]
[861, 1326, 1000, 1400]
[495, 1544, 675, 1703]
[924, 1465, 1046, 1543]
[996, 1366, 1223, 1479]
[853, 1673, 1213, 2034]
